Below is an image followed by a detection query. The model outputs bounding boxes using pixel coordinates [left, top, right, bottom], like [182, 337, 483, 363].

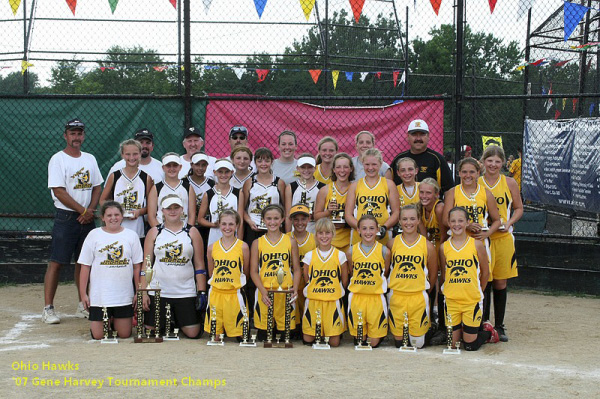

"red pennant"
[530, 58, 545, 66]
[430, 0, 441, 15]
[169, 0, 176, 8]
[100, 67, 114, 72]
[488, 0, 497, 13]
[375, 72, 382, 79]
[349, 0, 366, 23]
[573, 98, 578, 113]
[554, 110, 561, 120]
[554, 60, 570, 68]
[153, 66, 167, 72]
[393, 71, 400, 87]
[66, 0, 77, 15]
[309, 69, 322, 84]
[256, 69, 269, 82]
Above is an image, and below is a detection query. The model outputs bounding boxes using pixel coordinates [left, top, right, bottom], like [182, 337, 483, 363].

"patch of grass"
[511, 286, 600, 299]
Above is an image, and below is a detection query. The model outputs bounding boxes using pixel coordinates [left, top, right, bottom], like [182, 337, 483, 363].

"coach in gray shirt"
[351, 131, 392, 180]
[272, 130, 298, 184]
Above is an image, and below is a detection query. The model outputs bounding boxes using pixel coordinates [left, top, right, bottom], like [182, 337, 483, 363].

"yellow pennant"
[21, 60, 33, 75]
[299, 0, 315, 21]
[10, 0, 22, 15]
[482, 136, 503, 150]
[332, 70, 339, 90]
[562, 98, 566, 110]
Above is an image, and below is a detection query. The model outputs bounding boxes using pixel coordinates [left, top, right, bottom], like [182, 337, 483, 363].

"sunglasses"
[231, 135, 246, 140]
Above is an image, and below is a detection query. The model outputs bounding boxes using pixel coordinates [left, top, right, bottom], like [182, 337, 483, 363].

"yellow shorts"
[351, 229, 390, 246]
[347, 293, 388, 338]
[254, 289, 297, 331]
[203, 288, 247, 337]
[445, 299, 483, 329]
[302, 298, 346, 337]
[296, 275, 307, 324]
[490, 233, 518, 280]
[388, 290, 430, 337]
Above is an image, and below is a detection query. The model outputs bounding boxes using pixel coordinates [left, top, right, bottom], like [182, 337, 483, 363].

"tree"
[0, 71, 39, 94]
[48, 60, 81, 94]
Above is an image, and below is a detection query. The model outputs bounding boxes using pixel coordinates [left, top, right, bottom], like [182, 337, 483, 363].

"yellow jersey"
[388, 235, 430, 293]
[304, 247, 345, 301]
[257, 234, 294, 290]
[287, 231, 316, 265]
[354, 177, 391, 228]
[422, 199, 441, 247]
[442, 237, 483, 304]
[325, 182, 351, 249]
[209, 238, 245, 290]
[509, 158, 521, 190]
[453, 184, 489, 230]
[314, 164, 332, 185]
[479, 175, 513, 240]
[396, 182, 420, 207]
[348, 242, 386, 294]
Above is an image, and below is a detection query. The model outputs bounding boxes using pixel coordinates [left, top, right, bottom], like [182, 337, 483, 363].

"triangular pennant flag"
[590, 103, 595, 116]
[10, 0, 22, 16]
[359, 72, 368, 82]
[562, 98, 566, 110]
[488, 0, 497, 13]
[530, 58, 546, 66]
[554, 110, 561, 120]
[400, 70, 406, 84]
[108, 0, 119, 14]
[564, 1, 589, 42]
[309, 69, 322, 84]
[203, 0, 213, 14]
[349, 0, 366, 23]
[65, 0, 77, 15]
[169, 0, 176, 9]
[21, 60, 33, 75]
[254, 0, 268, 18]
[546, 98, 553, 113]
[375, 71, 382, 79]
[554, 59, 570, 67]
[76, 65, 86, 74]
[153, 66, 167, 72]
[300, 0, 316, 21]
[332, 70, 339, 90]
[345, 71, 353, 81]
[393, 70, 400, 87]
[233, 67, 246, 80]
[430, 0, 441, 15]
[517, 0, 536, 20]
[256, 69, 269, 82]
[573, 98, 578, 112]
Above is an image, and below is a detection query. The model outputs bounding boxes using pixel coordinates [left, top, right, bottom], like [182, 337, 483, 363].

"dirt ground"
[0, 283, 599, 398]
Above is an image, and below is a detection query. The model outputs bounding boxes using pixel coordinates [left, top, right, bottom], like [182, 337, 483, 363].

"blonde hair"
[362, 148, 383, 165]
[218, 209, 241, 226]
[355, 131, 375, 145]
[395, 157, 417, 170]
[315, 218, 336, 235]
[357, 214, 378, 229]
[419, 177, 440, 193]
[481, 145, 506, 163]
[120, 139, 141, 153]
[316, 136, 339, 164]
[231, 146, 253, 161]
[400, 203, 421, 219]
[457, 157, 481, 173]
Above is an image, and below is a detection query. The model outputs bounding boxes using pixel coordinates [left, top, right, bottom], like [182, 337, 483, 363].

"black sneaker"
[495, 325, 509, 342]
[428, 330, 446, 346]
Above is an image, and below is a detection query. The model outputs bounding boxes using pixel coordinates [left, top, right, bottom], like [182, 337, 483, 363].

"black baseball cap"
[134, 128, 154, 141]
[65, 119, 85, 130]
[184, 126, 202, 139]
[229, 125, 248, 139]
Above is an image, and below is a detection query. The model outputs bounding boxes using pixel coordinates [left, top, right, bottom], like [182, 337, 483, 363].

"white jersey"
[108, 158, 163, 184]
[155, 180, 190, 225]
[149, 224, 196, 298]
[77, 227, 143, 307]
[109, 169, 148, 237]
[179, 154, 217, 180]
[352, 156, 391, 181]
[272, 159, 298, 184]
[188, 176, 214, 212]
[48, 151, 103, 211]
[205, 186, 241, 246]
[247, 175, 282, 226]
[231, 172, 253, 190]
[289, 180, 324, 233]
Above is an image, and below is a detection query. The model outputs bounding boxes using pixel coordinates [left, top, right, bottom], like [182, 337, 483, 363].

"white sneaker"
[75, 302, 89, 319]
[42, 306, 60, 324]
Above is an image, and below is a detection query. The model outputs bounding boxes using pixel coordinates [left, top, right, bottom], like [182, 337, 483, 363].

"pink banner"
[204, 99, 444, 164]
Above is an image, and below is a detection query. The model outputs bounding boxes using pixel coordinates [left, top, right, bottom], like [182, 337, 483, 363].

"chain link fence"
[1, 0, 599, 240]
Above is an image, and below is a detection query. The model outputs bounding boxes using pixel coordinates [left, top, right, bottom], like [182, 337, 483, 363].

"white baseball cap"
[162, 155, 182, 166]
[161, 196, 183, 208]
[191, 153, 209, 164]
[297, 156, 316, 167]
[214, 159, 234, 171]
[407, 119, 429, 134]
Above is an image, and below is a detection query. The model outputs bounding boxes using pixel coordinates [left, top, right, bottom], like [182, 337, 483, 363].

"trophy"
[470, 193, 489, 231]
[499, 217, 506, 230]
[264, 260, 294, 348]
[207, 306, 225, 346]
[299, 179, 314, 218]
[354, 310, 372, 351]
[163, 303, 179, 340]
[395, 196, 406, 235]
[365, 202, 383, 237]
[122, 183, 134, 218]
[100, 307, 118, 344]
[312, 309, 331, 350]
[399, 312, 417, 353]
[329, 187, 345, 225]
[443, 312, 461, 355]
[134, 255, 163, 343]
[255, 196, 269, 230]
[214, 188, 228, 216]
[239, 308, 257, 347]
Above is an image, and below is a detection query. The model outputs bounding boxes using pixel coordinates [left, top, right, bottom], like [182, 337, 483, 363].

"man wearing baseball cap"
[179, 126, 216, 179]
[390, 119, 454, 195]
[107, 128, 164, 184]
[226, 125, 256, 173]
[44, 118, 104, 324]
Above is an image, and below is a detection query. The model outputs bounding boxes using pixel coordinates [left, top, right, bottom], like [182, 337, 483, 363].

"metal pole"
[22, 0, 28, 94]
[177, 0, 182, 95]
[471, 64, 476, 143]
[454, 0, 464, 179]
[405, 6, 409, 95]
[323, 0, 329, 98]
[183, 0, 192, 129]
[577, 0, 592, 116]
[522, 8, 531, 122]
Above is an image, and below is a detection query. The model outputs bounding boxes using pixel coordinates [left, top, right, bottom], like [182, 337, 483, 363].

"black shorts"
[144, 296, 199, 330]
[89, 305, 134, 321]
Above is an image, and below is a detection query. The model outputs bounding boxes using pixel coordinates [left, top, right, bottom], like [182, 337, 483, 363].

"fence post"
[183, 0, 192, 129]
[577, 0, 592, 116]
[22, 0, 28, 94]
[522, 8, 531, 122]
[453, 0, 465, 176]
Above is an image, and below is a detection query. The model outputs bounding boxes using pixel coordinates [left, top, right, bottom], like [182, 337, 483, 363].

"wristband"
[195, 269, 207, 275]
[81, 209, 87, 216]
[140, 271, 146, 276]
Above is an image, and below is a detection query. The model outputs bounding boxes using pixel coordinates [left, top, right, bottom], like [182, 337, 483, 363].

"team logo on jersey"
[310, 268, 339, 294]
[447, 257, 476, 283]
[357, 269, 374, 279]
[196, 194, 202, 209]
[399, 262, 416, 272]
[213, 258, 241, 284]
[71, 168, 92, 189]
[450, 266, 468, 277]
[216, 266, 233, 275]
[99, 241, 129, 266]
[352, 262, 378, 286]
[158, 240, 189, 264]
[394, 261, 419, 279]
[420, 166, 428, 173]
[251, 193, 271, 215]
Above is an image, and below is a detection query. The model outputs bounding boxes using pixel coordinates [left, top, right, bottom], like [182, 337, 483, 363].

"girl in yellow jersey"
[387, 205, 437, 349]
[480, 146, 523, 342]
[314, 136, 338, 185]
[440, 207, 498, 351]
[250, 204, 301, 341]
[346, 149, 400, 246]
[393, 157, 421, 237]
[204, 210, 250, 340]
[347, 215, 390, 347]
[443, 157, 500, 327]
[315, 153, 354, 253]
[302, 218, 349, 347]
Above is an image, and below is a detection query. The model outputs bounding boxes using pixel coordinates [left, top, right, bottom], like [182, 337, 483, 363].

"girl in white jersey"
[147, 153, 191, 228]
[230, 146, 254, 190]
[187, 152, 214, 262]
[285, 154, 324, 233]
[142, 195, 207, 339]
[78, 201, 143, 340]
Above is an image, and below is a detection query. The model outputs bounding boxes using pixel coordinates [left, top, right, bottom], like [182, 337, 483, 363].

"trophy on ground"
[399, 311, 417, 353]
[239, 308, 257, 347]
[255, 196, 269, 230]
[470, 192, 489, 231]
[100, 307, 118, 344]
[312, 308, 331, 350]
[354, 310, 372, 351]
[207, 306, 225, 346]
[163, 303, 179, 341]
[443, 313, 461, 355]
[264, 259, 293, 348]
[329, 186, 345, 225]
[135, 255, 163, 343]
[122, 183, 135, 218]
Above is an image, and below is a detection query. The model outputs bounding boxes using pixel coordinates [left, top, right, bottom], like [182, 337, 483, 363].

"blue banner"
[523, 118, 600, 212]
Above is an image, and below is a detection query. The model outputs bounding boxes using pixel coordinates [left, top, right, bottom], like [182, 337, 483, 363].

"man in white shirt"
[44, 119, 104, 324]
[179, 127, 216, 179]
[107, 128, 164, 183]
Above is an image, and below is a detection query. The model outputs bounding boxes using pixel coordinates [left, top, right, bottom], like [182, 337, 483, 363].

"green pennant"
[108, 0, 119, 13]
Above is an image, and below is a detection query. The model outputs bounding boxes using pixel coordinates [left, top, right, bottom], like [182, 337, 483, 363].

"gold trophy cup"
[264, 260, 294, 348]
[443, 312, 461, 355]
[354, 310, 372, 351]
[256, 197, 269, 230]
[122, 183, 135, 218]
[134, 255, 163, 343]
[163, 303, 180, 341]
[470, 192, 489, 231]
[239, 308, 257, 347]
[312, 308, 330, 350]
[100, 307, 118, 344]
[207, 306, 225, 346]
[399, 311, 417, 353]
[329, 186, 345, 225]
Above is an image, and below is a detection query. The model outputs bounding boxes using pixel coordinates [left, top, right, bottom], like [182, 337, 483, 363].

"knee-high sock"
[493, 287, 507, 327]
[482, 284, 492, 322]
[463, 330, 491, 351]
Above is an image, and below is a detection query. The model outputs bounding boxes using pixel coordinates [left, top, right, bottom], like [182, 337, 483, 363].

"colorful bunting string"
[332, 70, 339, 89]
[488, 0, 497, 14]
[21, 60, 33, 75]
[349, 0, 365, 23]
[65, 0, 77, 15]
[345, 71, 353, 81]
[108, 0, 119, 14]
[203, 0, 213, 14]
[393, 70, 400, 87]
[256, 69, 269, 82]
[300, 0, 316, 21]
[254, 0, 268, 18]
[564, 1, 590, 42]
[169, 0, 176, 9]
[10, 0, 21, 16]
[430, 0, 442, 16]
[309, 69, 321, 84]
